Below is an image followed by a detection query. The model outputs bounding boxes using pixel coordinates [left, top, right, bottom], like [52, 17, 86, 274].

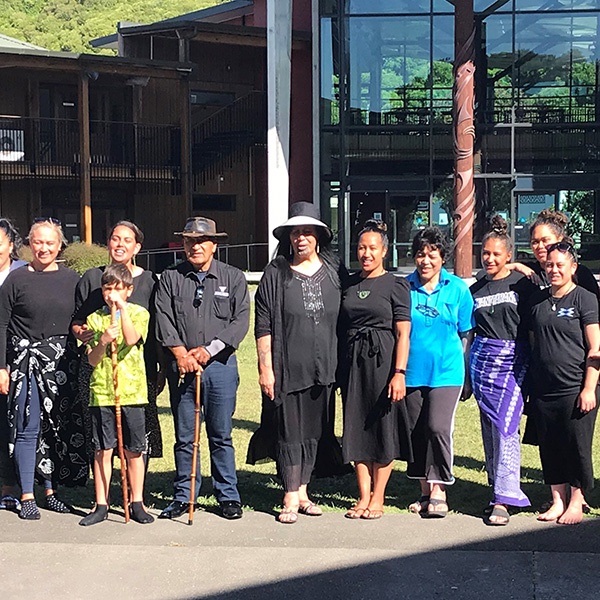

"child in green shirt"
[79, 263, 153, 526]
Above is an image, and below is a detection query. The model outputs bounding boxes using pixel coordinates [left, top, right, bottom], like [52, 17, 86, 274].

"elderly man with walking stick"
[155, 217, 250, 521]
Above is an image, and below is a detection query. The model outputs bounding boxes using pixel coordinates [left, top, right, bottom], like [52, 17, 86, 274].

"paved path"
[2, 509, 599, 600]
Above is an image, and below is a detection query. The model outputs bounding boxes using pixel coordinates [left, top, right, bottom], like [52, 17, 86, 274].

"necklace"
[357, 270, 386, 299]
[550, 283, 576, 311]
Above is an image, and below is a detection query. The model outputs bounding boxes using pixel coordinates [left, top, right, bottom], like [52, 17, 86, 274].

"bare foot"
[537, 502, 564, 522]
[557, 505, 583, 525]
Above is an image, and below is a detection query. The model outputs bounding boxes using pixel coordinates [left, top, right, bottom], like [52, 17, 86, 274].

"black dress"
[247, 259, 349, 490]
[339, 273, 412, 464]
[527, 285, 599, 490]
[73, 267, 163, 458]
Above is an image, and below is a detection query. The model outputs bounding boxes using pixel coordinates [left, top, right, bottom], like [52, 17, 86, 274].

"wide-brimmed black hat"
[175, 217, 228, 239]
[273, 202, 332, 242]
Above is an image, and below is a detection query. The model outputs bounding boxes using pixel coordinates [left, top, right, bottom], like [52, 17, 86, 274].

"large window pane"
[347, 17, 431, 125]
[321, 18, 340, 125]
[481, 14, 514, 122]
[515, 13, 599, 123]
[432, 16, 454, 123]
[347, 0, 430, 14]
[516, 0, 600, 10]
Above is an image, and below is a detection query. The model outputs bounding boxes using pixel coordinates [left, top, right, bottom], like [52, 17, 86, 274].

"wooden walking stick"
[188, 369, 202, 525]
[111, 304, 130, 523]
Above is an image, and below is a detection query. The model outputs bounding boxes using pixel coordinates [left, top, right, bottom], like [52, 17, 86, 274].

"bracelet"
[394, 368, 406, 375]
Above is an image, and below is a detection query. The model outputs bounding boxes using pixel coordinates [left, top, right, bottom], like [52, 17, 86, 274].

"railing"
[137, 242, 269, 274]
[191, 91, 266, 187]
[0, 116, 181, 182]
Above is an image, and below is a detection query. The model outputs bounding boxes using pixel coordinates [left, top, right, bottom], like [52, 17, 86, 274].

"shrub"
[61, 242, 109, 274]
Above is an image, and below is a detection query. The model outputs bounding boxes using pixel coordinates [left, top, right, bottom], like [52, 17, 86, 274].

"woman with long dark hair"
[71, 221, 163, 464]
[247, 202, 346, 524]
[0, 218, 26, 511]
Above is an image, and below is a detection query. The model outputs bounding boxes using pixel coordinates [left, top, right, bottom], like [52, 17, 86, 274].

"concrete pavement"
[1, 508, 599, 600]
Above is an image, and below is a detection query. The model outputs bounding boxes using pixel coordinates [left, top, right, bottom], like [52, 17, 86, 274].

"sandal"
[298, 501, 322, 516]
[0, 495, 21, 512]
[409, 495, 430, 514]
[345, 506, 367, 519]
[484, 505, 510, 526]
[423, 498, 448, 519]
[277, 506, 298, 524]
[361, 508, 384, 520]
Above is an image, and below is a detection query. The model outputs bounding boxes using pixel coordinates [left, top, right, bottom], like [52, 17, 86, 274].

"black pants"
[405, 386, 462, 485]
[533, 390, 598, 491]
[0, 394, 17, 488]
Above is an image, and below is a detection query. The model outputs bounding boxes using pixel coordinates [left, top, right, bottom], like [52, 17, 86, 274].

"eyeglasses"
[193, 282, 205, 308]
[33, 217, 61, 226]
[545, 241, 578, 261]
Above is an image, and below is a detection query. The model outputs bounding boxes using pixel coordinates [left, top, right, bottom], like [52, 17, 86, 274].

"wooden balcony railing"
[0, 116, 181, 183]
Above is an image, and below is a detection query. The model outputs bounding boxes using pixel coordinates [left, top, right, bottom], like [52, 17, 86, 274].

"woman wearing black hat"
[247, 202, 347, 523]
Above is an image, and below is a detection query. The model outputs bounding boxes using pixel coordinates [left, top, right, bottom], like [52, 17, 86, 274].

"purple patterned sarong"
[470, 337, 528, 437]
[470, 337, 530, 507]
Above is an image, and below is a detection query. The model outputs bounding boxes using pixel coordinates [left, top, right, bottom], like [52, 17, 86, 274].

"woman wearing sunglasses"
[527, 241, 600, 524]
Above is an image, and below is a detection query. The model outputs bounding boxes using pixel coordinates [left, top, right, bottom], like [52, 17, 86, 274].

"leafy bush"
[61, 242, 109, 274]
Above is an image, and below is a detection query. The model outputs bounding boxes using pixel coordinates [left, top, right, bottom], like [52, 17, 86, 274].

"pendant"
[357, 290, 370, 299]
[489, 305, 494, 314]
[551, 303, 556, 311]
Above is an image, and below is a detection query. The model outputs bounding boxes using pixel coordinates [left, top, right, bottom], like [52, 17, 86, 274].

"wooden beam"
[180, 78, 191, 212]
[78, 73, 92, 244]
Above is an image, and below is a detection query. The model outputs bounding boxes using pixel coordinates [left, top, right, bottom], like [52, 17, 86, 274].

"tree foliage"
[0, 0, 226, 53]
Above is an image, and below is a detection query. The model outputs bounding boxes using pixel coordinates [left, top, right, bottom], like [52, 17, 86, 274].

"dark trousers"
[167, 355, 240, 504]
[0, 394, 17, 488]
[14, 377, 52, 495]
[405, 386, 462, 485]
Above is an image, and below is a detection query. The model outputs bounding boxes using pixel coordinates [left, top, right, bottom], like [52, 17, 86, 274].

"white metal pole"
[267, 0, 293, 258]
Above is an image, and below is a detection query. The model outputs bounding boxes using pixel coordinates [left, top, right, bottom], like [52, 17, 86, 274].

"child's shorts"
[91, 406, 147, 453]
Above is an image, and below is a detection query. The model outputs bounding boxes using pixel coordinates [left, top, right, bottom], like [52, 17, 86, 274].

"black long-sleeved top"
[155, 259, 250, 363]
[0, 265, 80, 368]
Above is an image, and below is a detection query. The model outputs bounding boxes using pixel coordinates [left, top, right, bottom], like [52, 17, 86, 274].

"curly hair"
[358, 219, 389, 250]
[482, 214, 512, 253]
[0, 217, 23, 261]
[411, 226, 451, 260]
[529, 208, 568, 240]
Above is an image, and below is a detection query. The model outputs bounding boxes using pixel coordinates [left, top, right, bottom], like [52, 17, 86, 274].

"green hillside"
[0, 0, 225, 54]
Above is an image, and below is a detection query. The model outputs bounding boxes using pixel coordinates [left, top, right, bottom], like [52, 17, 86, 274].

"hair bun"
[538, 208, 569, 227]
[490, 214, 508, 236]
[363, 219, 388, 233]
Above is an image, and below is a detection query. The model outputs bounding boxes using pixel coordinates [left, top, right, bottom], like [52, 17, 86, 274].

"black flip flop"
[484, 505, 510, 526]
[423, 498, 448, 519]
[409, 495, 430, 514]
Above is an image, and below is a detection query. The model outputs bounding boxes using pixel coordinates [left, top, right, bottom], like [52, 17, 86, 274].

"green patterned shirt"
[87, 303, 149, 407]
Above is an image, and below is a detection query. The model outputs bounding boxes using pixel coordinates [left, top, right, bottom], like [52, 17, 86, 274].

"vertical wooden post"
[267, 0, 293, 257]
[78, 73, 92, 244]
[453, 0, 476, 277]
[180, 78, 191, 213]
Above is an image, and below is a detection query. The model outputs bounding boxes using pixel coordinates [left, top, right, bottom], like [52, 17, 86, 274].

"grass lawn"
[62, 289, 600, 517]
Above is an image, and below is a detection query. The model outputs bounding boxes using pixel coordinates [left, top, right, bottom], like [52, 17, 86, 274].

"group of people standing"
[0, 203, 597, 528]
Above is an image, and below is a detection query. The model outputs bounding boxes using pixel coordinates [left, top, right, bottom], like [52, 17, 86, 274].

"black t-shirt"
[0, 265, 80, 368]
[470, 271, 537, 341]
[527, 285, 599, 396]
